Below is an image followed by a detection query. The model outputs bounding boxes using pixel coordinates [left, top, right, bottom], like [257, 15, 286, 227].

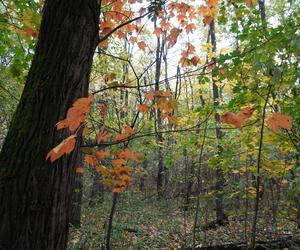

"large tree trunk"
[0, 1, 99, 249]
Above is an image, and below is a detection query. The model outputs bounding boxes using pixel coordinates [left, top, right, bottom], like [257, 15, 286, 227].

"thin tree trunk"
[89, 168, 104, 206]
[250, 85, 272, 249]
[106, 192, 118, 250]
[70, 152, 84, 227]
[0, 1, 99, 249]
[154, 17, 164, 198]
[209, 20, 227, 224]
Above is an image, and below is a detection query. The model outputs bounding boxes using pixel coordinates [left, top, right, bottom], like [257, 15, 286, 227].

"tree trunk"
[154, 17, 164, 198]
[89, 168, 104, 206]
[0, 1, 99, 249]
[210, 20, 227, 224]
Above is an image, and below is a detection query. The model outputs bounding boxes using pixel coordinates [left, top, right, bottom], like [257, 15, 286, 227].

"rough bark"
[0, 1, 99, 249]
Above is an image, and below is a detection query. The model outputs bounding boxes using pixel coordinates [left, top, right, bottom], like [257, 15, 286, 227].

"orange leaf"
[199, 5, 208, 15]
[56, 95, 94, 132]
[84, 154, 98, 167]
[208, 0, 218, 7]
[153, 27, 164, 37]
[129, 36, 137, 44]
[75, 166, 84, 174]
[220, 106, 256, 129]
[115, 133, 127, 141]
[185, 23, 197, 33]
[203, 16, 213, 25]
[220, 112, 243, 128]
[95, 150, 110, 160]
[161, 90, 173, 97]
[137, 41, 147, 50]
[112, 158, 125, 167]
[266, 113, 292, 132]
[73, 95, 94, 108]
[124, 126, 134, 135]
[130, 152, 144, 163]
[138, 104, 149, 113]
[119, 148, 133, 160]
[219, 68, 225, 74]
[113, 187, 124, 193]
[145, 91, 155, 100]
[46, 135, 77, 162]
[82, 126, 89, 136]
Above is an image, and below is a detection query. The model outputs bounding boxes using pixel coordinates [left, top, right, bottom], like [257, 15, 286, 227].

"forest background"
[0, 0, 300, 249]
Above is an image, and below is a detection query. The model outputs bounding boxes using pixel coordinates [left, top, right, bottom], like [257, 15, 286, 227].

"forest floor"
[68, 192, 300, 250]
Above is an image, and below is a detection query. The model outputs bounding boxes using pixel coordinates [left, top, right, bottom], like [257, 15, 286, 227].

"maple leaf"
[119, 148, 133, 160]
[84, 154, 98, 167]
[75, 166, 84, 174]
[167, 28, 181, 48]
[129, 36, 137, 44]
[185, 23, 197, 33]
[161, 21, 172, 31]
[266, 113, 292, 132]
[95, 150, 110, 160]
[113, 187, 125, 193]
[115, 133, 127, 141]
[82, 126, 89, 136]
[130, 152, 144, 162]
[203, 16, 213, 25]
[46, 135, 76, 162]
[145, 91, 155, 100]
[191, 56, 202, 65]
[137, 41, 147, 50]
[208, 0, 218, 7]
[138, 104, 149, 113]
[153, 27, 164, 37]
[199, 5, 208, 15]
[161, 90, 173, 97]
[220, 106, 256, 129]
[112, 158, 125, 167]
[220, 112, 243, 128]
[124, 126, 134, 135]
[56, 95, 94, 132]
